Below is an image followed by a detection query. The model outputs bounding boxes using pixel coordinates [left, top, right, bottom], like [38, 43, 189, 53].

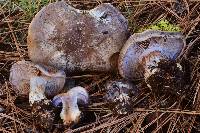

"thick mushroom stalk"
[118, 30, 185, 94]
[9, 61, 66, 105]
[29, 76, 47, 104]
[27, 1, 129, 73]
[52, 86, 89, 125]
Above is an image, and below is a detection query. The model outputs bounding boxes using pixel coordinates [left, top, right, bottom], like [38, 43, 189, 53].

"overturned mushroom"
[9, 60, 66, 104]
[52, 86, 88, 125]
[104, 80, 139, 114]
[118, 30, 185, 94]
[27, 1, 129, 74]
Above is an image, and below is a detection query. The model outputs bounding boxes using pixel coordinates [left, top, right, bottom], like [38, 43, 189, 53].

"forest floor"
[0, 0, 200, 132]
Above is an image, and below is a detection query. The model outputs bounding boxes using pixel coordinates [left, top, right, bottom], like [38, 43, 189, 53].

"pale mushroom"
[52, 86, 89, 125]
[27, 1, 129, 74]
[9, 60, 66, 104]
[119, 30, 185, 80]
[118, 30, 185, 94]
[104, 80, 138, 114]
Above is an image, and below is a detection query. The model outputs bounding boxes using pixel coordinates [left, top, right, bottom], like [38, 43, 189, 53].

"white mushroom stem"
[28, 68, 66, 105]
[29, 65, 66, 105]
[60, 95, 81, 125]
[53, 86, 89, 125]
[29, 76, 47, 105]
[9, 61, 66, 105]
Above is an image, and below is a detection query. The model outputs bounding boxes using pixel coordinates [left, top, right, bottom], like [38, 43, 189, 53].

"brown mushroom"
[118, 30, 185, 94]
[27, 1, 129, 74]
[9, 60, 66, 104]
[52, 86, 89, 125]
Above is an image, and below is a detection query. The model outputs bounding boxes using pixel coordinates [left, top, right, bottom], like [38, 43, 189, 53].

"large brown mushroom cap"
[118, 30, 185, 80]
[27, 1, 129, 73]
[9, 61, 66, 98]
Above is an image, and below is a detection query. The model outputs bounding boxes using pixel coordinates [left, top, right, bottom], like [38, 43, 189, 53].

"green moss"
[18, 0, 54, 20]
[137, 19, 181, 33]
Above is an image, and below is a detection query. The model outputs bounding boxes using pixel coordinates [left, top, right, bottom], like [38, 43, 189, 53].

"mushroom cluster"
[9, 60, 89, 127]
[9, 1, 186, 128]
[10, 1, 129, 127]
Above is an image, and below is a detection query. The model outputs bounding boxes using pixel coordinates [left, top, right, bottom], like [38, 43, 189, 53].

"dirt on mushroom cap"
[27, 1, 129, 74]
[118, 30, 185, 80]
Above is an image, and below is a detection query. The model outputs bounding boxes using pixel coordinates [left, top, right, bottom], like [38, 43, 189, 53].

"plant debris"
[0, 0, 200, 132]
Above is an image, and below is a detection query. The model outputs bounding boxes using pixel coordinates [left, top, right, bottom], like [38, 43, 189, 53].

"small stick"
[134, 108, 200, 115]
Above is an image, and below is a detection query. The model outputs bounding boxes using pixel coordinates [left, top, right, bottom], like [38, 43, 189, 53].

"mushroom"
[27, 1, 129, 74]
[52, 86, 89, 125]
[9, 60, 66, 104]
[104, 80, 138, 114]
[118, 30, 185, 94]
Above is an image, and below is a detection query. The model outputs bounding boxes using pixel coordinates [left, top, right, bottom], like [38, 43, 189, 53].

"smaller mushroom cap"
[118, 30, 185, 80]
[9, 61, 66, 98]
[52, 86, 88, 125]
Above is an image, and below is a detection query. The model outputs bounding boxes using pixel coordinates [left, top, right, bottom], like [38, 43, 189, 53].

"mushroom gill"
[118, 30, 185, 95]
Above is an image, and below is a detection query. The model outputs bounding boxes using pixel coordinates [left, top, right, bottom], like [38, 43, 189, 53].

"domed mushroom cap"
[118, 30, 185, 80]
[27, 1, 129, 73]
[9, 60, 66, 97]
